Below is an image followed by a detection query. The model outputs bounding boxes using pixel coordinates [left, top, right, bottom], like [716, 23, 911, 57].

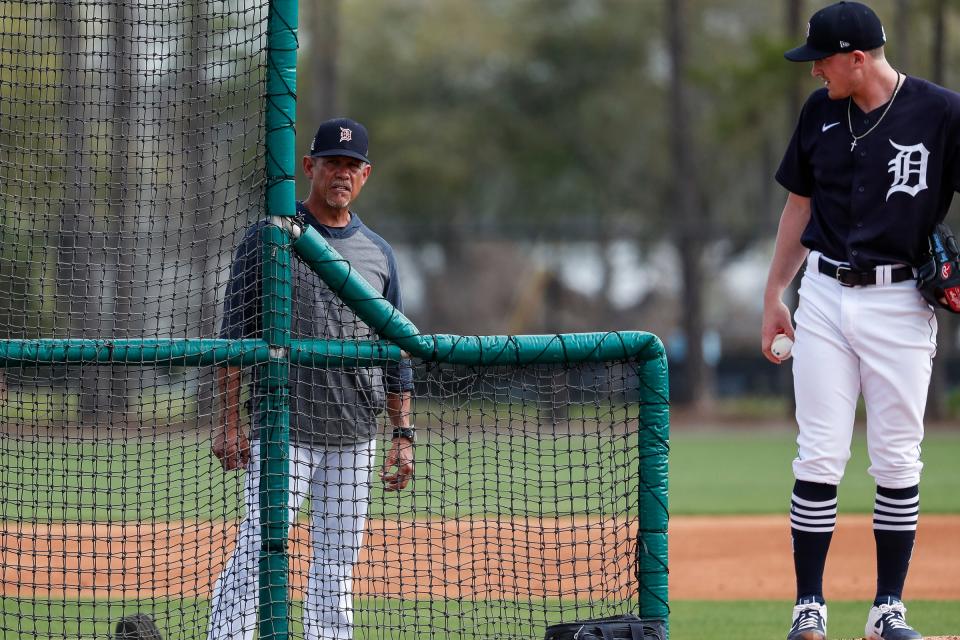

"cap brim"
[309, 149, 371, 164]
[784, 43, 834, 62]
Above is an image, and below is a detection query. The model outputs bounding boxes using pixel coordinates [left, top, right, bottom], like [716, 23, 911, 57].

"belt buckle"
[835, 264, 855, 287]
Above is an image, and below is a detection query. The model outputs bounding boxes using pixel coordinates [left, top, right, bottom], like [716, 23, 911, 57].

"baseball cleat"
[865, 598, 922, 640]
[787, 599, 827, 640]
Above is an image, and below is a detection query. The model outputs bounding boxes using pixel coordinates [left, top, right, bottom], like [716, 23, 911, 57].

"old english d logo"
[887, 140, 929, 201]
[339, 127, 352, 143]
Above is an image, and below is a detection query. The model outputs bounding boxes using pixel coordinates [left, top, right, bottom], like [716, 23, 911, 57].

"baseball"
[771, 334, 794, 360]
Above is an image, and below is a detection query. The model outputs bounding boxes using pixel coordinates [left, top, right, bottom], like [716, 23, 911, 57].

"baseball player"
[761, 3, 960, 639]
[208, 117, 415, 640]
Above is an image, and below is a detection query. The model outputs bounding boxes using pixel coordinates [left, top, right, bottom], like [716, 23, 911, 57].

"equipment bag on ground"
[114, 614, 163, 640]
[544, 614, 667, 640]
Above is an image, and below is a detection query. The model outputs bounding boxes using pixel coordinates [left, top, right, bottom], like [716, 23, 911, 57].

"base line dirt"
[2, 515, 957, 603]
[670, 514, 959, 600]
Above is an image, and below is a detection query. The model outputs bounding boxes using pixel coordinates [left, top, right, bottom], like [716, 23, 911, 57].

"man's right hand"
[212, 422, 250, 471]
[761, 298, 795, 365]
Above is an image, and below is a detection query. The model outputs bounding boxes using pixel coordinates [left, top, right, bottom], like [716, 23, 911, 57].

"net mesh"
[1, 361, 648, 639]
[0, 2, 666, 639]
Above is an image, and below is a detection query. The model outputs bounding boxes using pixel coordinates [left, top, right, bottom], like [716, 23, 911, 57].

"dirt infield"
[671, 514, 960, 601]
[2, 515, 958, 602]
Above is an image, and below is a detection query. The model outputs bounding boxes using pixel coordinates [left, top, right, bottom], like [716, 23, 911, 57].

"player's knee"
[793, 458, 846, 486]
[869, 467, 922, 489]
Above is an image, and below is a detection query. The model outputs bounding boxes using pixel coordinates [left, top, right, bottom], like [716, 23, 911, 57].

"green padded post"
[258, 224, 292, 640]
[636, 345, 670, 634]
[260, 0, 297, 638]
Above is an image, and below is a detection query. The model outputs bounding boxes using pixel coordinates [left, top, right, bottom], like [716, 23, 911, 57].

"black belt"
[817, 257, 914, 287]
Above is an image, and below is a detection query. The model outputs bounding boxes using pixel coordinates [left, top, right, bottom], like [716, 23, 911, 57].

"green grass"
[2, 597, 208, 640]
[0, 388, 198, 425]
[4, 597, 958, 639]
[371, 432, 639, 518]
[0, 597, 634, 640]
[0, 390, 80, 424]
[1, 428, 957, 638]
[0, 433, 640, 521]
[671, 600, 960, 639]
[0, 438, 243, 522]
[2, 429, 959, 522]
[668, 429, 960, 514]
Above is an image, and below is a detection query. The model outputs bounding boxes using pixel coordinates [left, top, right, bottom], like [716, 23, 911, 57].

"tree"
[103, 1, 139, 419]
[927, 0, 955, 420]
[667, 0, 713, 409]
[51, 1, 104, 423]
[303, 0, 342, 119]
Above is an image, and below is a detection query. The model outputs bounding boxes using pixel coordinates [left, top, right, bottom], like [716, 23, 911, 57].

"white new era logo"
[840, 40, 850, 48]
[339, 127, 352, 142]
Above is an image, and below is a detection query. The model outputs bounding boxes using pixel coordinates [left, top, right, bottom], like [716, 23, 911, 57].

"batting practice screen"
[0, 2, 669, 639]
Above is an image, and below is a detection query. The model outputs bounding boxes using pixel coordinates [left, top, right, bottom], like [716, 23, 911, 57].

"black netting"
[1, 359, 646, 639]
[0, 3, 665, 639]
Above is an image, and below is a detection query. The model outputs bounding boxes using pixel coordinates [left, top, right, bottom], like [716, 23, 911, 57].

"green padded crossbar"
[289, 220, 671, 625]
[291, 223, 664, 365]
[0, 338, 401, 367]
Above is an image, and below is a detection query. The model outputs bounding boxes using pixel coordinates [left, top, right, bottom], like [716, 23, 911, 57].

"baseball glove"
[114, 613, 163, 640]
[916, 222, 960, 313]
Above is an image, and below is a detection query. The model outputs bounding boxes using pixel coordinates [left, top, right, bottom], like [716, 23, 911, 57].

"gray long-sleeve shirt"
[220, 204, 413, 446]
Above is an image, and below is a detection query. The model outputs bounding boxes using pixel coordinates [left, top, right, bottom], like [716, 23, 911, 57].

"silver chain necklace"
[847, 71, 903, 152]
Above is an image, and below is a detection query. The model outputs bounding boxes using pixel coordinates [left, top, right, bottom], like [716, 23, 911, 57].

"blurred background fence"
[3, 0, 960, 420]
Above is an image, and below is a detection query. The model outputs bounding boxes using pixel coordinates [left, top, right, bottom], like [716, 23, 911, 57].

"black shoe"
[788, 600, 827, 640]
[865, 597, 922, 640]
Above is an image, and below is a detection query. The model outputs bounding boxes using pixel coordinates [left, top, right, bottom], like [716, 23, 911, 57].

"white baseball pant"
[791, 251, 937, 488]
[207, 438, 376, 640]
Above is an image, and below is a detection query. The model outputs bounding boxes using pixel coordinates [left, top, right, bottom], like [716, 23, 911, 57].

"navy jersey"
[777, 76, 960, 270]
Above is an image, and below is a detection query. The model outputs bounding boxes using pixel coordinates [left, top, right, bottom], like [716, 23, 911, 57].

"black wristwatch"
[392, 426, 416, 442]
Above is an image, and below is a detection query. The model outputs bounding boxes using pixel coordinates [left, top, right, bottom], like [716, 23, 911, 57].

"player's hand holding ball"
[771, 334, 794, 361]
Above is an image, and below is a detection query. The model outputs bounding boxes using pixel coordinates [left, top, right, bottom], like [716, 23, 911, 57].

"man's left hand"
[380, 437, 414, 491]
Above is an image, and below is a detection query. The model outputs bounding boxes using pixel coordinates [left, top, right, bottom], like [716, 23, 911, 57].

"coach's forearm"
[386, 391, 411, 428]
[217, 365, 243, 431]
[764, 192, 812, 302]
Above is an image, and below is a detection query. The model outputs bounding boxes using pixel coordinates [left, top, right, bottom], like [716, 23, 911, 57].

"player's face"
[811, 53, 857, 99]
[304, 155, 371, 210]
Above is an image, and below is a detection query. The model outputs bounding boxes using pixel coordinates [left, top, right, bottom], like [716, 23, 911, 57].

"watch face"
[393, 427, 415, 441]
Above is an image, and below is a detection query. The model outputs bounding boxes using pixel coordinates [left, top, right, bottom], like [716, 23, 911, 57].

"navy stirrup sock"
[790, 480, 838, 604]
[874, 484, 919, 604]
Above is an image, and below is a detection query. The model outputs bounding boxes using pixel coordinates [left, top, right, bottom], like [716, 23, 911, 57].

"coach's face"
[811, 51, 863, 100]
[304, 155, 372, 210]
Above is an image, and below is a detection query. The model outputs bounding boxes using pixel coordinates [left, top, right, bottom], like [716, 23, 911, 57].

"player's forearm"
[764, 193, 812, 303]
[216, 366, 243, 430]
[386, 391, 411, 428]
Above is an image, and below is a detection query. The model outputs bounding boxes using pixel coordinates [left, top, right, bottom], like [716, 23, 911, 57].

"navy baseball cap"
[309, 117, 371, 164]
[785, 1, 886, 62]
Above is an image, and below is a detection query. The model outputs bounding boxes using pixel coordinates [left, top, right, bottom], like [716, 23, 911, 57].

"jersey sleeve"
[381, 247, 415, 395]
[219, 224, 263, 340]
[776, 99, 815, 197]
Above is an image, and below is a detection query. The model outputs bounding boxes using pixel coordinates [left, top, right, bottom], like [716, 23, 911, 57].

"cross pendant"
[850, 139, 857, 151]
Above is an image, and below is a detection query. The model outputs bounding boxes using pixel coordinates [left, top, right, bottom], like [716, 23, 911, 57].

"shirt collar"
[296, 201, 362, 238]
